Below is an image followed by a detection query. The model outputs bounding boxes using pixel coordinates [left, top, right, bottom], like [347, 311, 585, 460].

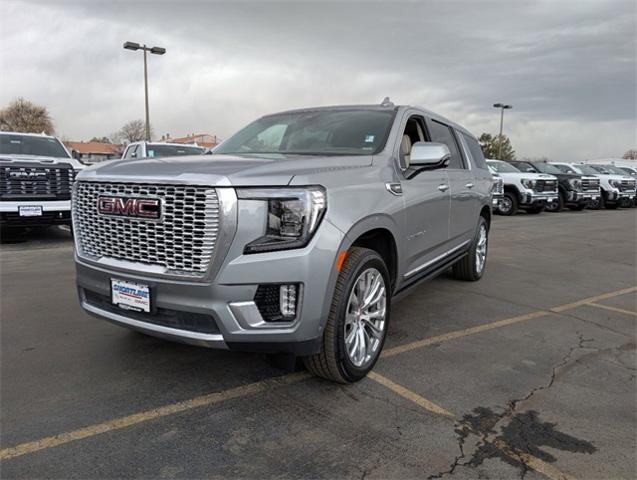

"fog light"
[280, 284, 297, 318]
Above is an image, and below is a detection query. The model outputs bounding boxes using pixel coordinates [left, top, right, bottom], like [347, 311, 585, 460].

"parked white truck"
[486, 159, 558, 215]
[551, 162, 635, 209]
[0, 131, 84, 229]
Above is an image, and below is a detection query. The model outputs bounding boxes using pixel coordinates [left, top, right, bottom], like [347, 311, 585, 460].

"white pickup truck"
[486, 159, 558, 215]
[551, 163, 635, 209]
[0, 131, 84, 229]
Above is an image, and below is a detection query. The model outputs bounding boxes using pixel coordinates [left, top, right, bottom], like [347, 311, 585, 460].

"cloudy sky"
[1, 0, 635, 160]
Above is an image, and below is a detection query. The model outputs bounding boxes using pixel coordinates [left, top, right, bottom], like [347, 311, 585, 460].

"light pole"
[123, 41, 166, 141]
[493, 103, 512, 159]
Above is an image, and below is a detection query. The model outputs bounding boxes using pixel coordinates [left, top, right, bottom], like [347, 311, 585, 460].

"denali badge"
[97, 196, 161, 219]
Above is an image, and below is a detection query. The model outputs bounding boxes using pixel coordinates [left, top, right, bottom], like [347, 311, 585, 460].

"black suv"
[508, 160, 598, 211]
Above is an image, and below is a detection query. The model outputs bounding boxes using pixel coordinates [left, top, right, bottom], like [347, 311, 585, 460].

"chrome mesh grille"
[581, 178, 600, 192]
[620, 180, 636, 192]
[73, 181, 219, 277]
[532, 179, 558, 193]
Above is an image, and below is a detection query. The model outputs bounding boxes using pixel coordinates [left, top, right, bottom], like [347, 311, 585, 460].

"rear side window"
[460, 132, 488, 170]
[428, 120, 465, 169]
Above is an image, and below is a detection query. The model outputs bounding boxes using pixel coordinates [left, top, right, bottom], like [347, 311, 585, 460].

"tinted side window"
[461, 132, 488, 170]
[428, 120, 464, 169]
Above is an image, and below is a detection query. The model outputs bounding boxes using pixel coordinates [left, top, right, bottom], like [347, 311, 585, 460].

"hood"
[77, 153, 373, 186]
[0, 153, 84, 169]
[496, 171, 557, 181]
[584, 173, 630, 182]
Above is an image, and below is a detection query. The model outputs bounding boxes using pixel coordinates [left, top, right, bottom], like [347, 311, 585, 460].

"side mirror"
[405, 142, 450, 178]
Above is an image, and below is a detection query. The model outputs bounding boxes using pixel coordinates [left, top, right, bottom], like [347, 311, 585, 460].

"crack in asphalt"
[428, 333, 599, 479]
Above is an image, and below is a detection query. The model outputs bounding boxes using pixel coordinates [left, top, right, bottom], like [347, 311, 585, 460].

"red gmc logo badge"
[96, 196, 161, 219]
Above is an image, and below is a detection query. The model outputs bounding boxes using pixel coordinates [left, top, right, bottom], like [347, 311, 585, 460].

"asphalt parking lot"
[1, 210, 636, 480]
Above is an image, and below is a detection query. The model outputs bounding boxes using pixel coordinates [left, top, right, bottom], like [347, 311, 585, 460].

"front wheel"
[499, 192, 517, 216]
[453, 216, 489, 282]
[546, 192, 564, 212]
[303, 247, 390, 383]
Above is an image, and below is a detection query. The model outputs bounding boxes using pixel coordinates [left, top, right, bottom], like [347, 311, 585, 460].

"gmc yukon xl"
[73, 103, 493, 383]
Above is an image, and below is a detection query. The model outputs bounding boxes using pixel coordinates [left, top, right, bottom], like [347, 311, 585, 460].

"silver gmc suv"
[73, 103, 493, 383]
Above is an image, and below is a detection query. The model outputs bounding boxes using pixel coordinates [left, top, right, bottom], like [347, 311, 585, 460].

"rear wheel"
[453, 216, 489, 282]
[303, 247, 390, 383]
[499, 192, 517, 216]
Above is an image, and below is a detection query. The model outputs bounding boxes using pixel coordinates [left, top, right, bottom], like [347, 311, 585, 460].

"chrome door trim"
[404, 239, 471, 278]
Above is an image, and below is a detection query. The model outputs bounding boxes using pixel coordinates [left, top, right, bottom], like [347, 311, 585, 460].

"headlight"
[609, 180, 621, 189]
[236, 186, 327, 254]
[521, 179, 536, 189]
[568, 178, 581, 190]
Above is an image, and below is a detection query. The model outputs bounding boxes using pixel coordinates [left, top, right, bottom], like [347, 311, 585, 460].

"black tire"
[526, 206, 545, 214]
[499, 192, 518, 216]
[453, 216, 489, 282]
[598, 192, 606, 209]
[588, 197, 601, 210]
[568, 204, 586, 211]
[303, 247, 390, 383]
[546, 192, 565, 212]
[606, 202, 618, 210]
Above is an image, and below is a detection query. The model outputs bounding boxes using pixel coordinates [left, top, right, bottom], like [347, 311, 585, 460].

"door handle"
[465, 183, 474, 189]
[438, 184, 449, 192]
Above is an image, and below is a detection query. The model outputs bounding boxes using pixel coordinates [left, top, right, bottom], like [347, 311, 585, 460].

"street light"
[493, 103, 512, 159]
[123, 41, 166, 141]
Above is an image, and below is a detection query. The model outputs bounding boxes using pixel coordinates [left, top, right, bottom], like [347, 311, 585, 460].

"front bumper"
[519, 191, 558, 206]
[605, 189, 636, 202]
[566, 191, 599, 203]
[76, 218, 344, 355]
[0, 200, 72, 225]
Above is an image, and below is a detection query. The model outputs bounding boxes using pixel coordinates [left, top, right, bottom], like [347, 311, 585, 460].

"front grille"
[83, 289, 220, 334]
[620, 180, 636, 192]
[73, 181, 220, 277]
[533, 180, 557, 193]
[581, 178, 600, 192]
[0, 163, 75, 200]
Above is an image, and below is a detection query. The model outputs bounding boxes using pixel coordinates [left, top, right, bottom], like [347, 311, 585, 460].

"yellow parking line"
[367, 371, 455, 418]
[2, 286, 634, 461]
[493, 439, 577, 480]
[587, 302, 637, 317]
[0, 372, 309, 461]
[381, 311, 548, 358]
[550, 286, 637, 313]
[369, 372, 575, 480]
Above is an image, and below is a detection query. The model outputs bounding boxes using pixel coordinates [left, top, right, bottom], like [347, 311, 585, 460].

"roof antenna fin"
[380, 97, 394, 107]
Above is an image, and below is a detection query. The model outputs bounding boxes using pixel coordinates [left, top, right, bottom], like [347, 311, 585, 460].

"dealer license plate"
[19, 206, 43, 217]
[111, 279, 151, 313]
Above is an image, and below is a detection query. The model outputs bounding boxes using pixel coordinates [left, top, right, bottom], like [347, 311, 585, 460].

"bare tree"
[116, 119, 152, 144]
[0, 98, 54, 134]
[622, 149, 637, 160]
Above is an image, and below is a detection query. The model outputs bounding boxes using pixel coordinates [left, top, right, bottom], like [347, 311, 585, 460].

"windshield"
[604, 165, 630, 175]
[214, 109, 395, 156]
[146, 144, 204, 157]
[487, 161, 520, 173]
[589, 165, 613, 175]
[552, 164, 579, 174]
[533, 162, 562, 174]
[576, 164, 600, 175]
[0, 134, 70, 158]
[619, 166, 636, 176]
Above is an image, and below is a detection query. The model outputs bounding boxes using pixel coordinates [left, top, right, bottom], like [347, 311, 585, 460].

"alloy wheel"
[475, 223, 488, 273]
[344, 268, 387, 368]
